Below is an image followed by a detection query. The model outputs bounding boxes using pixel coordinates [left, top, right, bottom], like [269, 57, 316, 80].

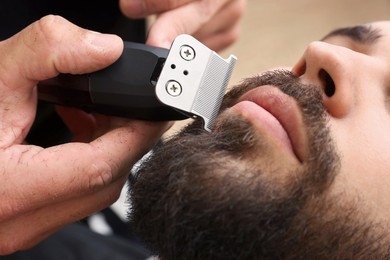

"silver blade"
[155, 34, 237, 131]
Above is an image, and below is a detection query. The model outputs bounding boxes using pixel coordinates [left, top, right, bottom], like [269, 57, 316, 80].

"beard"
[129, 70, 389, 259]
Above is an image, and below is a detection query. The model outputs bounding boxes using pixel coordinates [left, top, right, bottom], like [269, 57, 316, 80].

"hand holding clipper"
[38, 35, 237, 131]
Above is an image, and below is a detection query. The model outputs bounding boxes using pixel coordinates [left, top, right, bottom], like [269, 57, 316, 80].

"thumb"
[0, 15, 123, 91]
[0, 15, 123, 147]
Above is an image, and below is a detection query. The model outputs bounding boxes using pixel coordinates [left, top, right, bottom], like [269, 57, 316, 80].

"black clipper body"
[38, 35, 237, 131]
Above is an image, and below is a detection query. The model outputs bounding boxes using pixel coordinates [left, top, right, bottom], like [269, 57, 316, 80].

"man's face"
[294, 21, 390, 218]
[129, 21, 390, 259]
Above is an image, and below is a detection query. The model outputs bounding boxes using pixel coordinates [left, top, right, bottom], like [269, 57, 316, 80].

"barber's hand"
[119, 0, 246, 51]
[0, 15, 169, 255]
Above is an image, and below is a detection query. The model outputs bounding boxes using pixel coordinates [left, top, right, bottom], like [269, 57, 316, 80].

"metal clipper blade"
[155, 34, 237, 131]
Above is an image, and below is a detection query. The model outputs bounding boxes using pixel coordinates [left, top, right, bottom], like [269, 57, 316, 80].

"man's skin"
[130, 21, 390, 259]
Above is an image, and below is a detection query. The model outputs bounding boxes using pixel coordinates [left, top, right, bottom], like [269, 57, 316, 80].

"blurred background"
[222, 0, 390, 84]
[168, 0, 390, 134]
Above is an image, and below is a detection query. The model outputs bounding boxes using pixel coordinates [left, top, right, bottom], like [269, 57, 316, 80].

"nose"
[292, 41, 355, 118]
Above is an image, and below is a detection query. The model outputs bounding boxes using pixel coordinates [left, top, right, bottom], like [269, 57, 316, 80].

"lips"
[230, 85, 308, 162]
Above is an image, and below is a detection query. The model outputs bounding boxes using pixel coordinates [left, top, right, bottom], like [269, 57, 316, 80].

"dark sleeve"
[6, 222, 152, 260]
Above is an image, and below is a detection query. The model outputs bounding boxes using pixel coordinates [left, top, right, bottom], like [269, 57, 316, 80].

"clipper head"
[155, 34, 237, 131]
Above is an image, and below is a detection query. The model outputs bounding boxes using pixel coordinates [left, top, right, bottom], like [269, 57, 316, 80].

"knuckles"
[84, 155, 128, 205]
[86, 160, 115, 192]
[32, 15, 70, 48]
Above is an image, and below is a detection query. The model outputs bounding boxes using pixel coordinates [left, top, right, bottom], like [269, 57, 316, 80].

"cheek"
[330, 101, 390, 165]
[329, 116, 390, 220]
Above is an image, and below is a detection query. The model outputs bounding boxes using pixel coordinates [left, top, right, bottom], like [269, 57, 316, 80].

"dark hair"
[322, 24, 381, 44]
[129, 71, 390, 259]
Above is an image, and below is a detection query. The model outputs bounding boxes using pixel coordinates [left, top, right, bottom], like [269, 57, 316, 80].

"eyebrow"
[321, 25, 382, 45]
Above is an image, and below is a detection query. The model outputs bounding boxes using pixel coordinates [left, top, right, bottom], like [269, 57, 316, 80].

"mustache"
[220, 70, 325, 118]
[180, 70, 329, 158]
[209, 69, 331, 161]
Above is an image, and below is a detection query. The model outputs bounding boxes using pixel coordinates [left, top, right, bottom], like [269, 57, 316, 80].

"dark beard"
[129, 70, 389, 259]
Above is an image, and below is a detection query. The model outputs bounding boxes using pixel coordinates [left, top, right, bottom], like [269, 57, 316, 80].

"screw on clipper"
[165, 45, 195, 97]
[166, 80, 182, 97]
[180, 45, 196, 61]
[156, 34, 237, 131]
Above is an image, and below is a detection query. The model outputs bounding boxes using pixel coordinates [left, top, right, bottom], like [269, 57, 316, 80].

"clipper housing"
[37, 34, 237, 131]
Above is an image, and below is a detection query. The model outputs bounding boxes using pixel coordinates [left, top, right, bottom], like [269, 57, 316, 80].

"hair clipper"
[37, 34, 237, 131]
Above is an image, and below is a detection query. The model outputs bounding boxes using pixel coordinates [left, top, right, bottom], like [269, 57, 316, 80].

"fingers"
[1, 178, 126, 253]
[194, 1, 245, 42]
[0, 15, 124, 148]
[145, 0, 245, 50]
[144, 0, 225, 48]
[0, 120, 169, 219]
[0, 175, 127, 254]
[56, 106, 97, 142]
[120, 0, 245, 51]
[119, 0, 194, 18]
[0, 15, 123, 91]
[194, 24, 241, 52]
[0, 14, 173, 254]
